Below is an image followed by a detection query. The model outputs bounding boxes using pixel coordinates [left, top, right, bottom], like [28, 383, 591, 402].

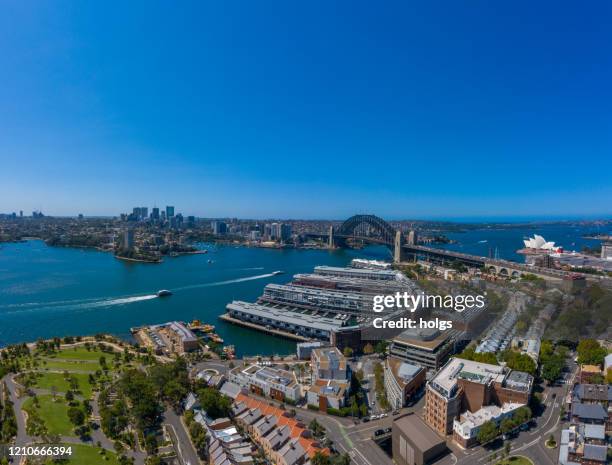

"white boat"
[156, 290, 172, 297]
[272, 270, 284, 275]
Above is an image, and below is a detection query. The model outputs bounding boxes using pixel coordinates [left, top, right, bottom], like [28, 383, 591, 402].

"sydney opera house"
[523, 234, 560, 251]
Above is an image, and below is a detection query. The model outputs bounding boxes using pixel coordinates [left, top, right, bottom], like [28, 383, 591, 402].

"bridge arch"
[337, 214, 397, 245]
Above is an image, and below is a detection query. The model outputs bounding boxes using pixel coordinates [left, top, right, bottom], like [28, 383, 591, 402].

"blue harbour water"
[0, 224, 606, 355]
[0, 240, 390, 356]
[435, 223, 605, 262]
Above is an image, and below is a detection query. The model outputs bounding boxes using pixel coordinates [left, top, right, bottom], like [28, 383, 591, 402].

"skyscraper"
[151, 207, 160, 220]
[212, 220, 227, 235]
[122, 229, 134, 251]
[140, 207, 148, 219]
[166, 206, 175, 218]
[280, 223, 292, 242]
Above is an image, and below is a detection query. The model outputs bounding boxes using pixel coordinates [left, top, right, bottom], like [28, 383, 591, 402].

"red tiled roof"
[236, 393, 329, 458]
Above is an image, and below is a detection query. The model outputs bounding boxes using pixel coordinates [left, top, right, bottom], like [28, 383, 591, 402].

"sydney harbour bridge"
[305, 214, 586, 280]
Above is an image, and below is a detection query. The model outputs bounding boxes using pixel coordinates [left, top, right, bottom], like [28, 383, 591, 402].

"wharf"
[218, 313, 310, 342]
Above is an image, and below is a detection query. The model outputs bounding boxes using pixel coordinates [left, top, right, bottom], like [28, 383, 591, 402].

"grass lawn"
[39, 359, 101, 372]
[45, 444, 119, 465]
[52, 346, 116, 361]
[23, 395, 74, 435]
[495, 457, 534, 465]
[34, 372, 94, 398]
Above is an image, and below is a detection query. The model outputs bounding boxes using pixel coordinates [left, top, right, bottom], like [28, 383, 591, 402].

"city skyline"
[1, 1, 611, 218]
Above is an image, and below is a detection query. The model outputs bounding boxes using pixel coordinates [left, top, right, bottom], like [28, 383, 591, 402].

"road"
[293, 392, 428, 465]
[3, 374, 31, 447]
[163, 407, 201, 465]
[296, 365, 572, 465]
[435, 365, 576, 465]
[352, 357, 380, 415]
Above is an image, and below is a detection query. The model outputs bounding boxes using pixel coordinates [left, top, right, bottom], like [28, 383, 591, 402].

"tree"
[343, 347, 353, 358]
[197, 387, 232, 419]
[374, 341, 388, 354]
[65, 390, 74, 402]
[144, 434, 158, 454]
[311, 451, 331, 465]
[363, 343, 374, 355]
[577, 339, 606, 365]
[502, 351, 536, 375]
[457, 347, 498, 365]
[188, 421, 208, 459]
[541, 358, 563, 385]
[514, 406, 532, 425]
[309, 419, 325, 439]
[477, 420, 499, 444]
[67, 407, 85, 426]
[332, 453, 350, 465]
[500, 418, 515, 434]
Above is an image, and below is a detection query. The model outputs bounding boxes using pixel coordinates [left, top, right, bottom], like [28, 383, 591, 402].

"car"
[381, 413, 388, 418]
[362, 417, 370, 423]
[374, 429, 386, 437]
[392, 410, 400, 415]
[520, 424, 529, 431]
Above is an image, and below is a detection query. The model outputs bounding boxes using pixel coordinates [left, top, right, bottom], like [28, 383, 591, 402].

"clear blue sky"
[1, 1, 610, 220]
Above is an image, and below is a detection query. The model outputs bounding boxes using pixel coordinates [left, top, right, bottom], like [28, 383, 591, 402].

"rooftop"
[308, 379, 348, 398]
[504, 370, 534, 392]
[311, 347, 346, 369]
[454, 403, 523, 436]
[580, 364, 602, 373]
[392, 327, 453, 350]
[583, 444, 607, 462]
[581, 424, 605, 441]
[233, 364, 297, 387]
[387, 357, 423, 386]
[429, 357, 506, 398]
[227, 301, 344, 332]
[571, 403, 607, 421]
[394, 414, 446, 451]
[573, 384, 612, 402]
[314, 265, 401, 280]
[236, 393, 328, 459]
[156, 321, 198, 342]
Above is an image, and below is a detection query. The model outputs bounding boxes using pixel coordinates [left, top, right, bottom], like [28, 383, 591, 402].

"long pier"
[218, 314, 311, 342]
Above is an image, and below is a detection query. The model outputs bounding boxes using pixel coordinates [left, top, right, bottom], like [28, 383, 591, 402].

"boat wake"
[0, 294, 158, 315]
[174, 272, 277, 291]
[0, 272, 277, 316]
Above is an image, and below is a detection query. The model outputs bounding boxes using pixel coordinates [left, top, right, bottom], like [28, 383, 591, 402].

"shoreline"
[114, 254, 162, 264]
[218, 313, 310, 342]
